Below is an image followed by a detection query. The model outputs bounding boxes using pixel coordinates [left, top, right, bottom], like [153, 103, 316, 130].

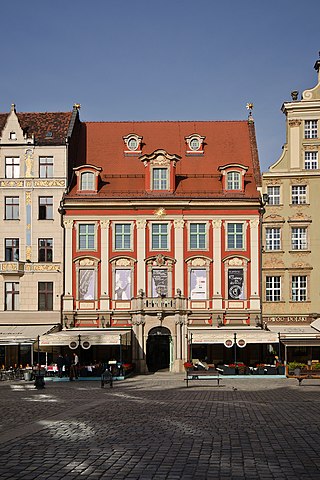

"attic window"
[9, 132, 17, 140]
[45, 131, 53, 138]
[185, 134, 205, 154]
[123, 134, 142, 154]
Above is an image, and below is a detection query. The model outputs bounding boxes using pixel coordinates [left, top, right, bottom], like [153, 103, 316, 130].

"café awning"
[189, 328, 278, 345]
[39, 329, 131, 347]
[268, 325, 320, 346]
[0, 324, 59, 344]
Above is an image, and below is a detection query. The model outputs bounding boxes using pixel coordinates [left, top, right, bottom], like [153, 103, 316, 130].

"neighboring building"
[262, 59, 320, 364]
[0, 104, 80, 367]
[40, 116, 277, 373]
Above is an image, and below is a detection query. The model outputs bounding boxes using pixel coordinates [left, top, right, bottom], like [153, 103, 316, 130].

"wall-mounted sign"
[224, 339, 234, 348]
[237, 339, 246, 348]
[82, 341, 91, 349]
[69, 341, 78, 349]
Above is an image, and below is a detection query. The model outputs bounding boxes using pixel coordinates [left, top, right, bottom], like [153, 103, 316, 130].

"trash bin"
[24, 371, 32, 381]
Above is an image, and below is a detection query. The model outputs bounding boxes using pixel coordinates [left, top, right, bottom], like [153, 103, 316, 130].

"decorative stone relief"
[100, 219, 110, 229]
[34, 180, 65, 187]
[212, 219, 222, 228]
[115, 258, 132, 267]
[63, 219, 74, 229]
[288, 212, 312, 223]
[263, 257, 285, 268]
[174, 218, 184, 228]
[25, 191, 32, 205]
[25, 149, 34, 177]
[250, 219, 260, 228]
[136, 219, 147, 229]
[0, 180, 23, 187]
[264, 214, 285, 223]
[288, 119, 302, 127]
[79, 258, 95, 266]
[228, 257, 244, 266]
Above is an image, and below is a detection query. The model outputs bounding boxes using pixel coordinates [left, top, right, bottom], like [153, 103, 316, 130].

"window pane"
[190, 269, 207, 299]
[152, 269, 168, 296]
[79, 270, 95, 300]
[114, 269, 131, 299]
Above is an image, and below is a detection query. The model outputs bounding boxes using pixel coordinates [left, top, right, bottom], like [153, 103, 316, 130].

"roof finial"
[11, 103, 16, 112]
[291, 90, 299, 101]
[246, 102, 254, 123]
[73, 103, 81, 110]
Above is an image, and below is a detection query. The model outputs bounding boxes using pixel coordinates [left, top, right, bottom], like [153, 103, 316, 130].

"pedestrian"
[70, 352, 79, 381]
[56, 354, 64, 378]
[64, 353, 71, 377]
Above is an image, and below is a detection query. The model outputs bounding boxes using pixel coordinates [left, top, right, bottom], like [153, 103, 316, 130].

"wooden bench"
[185, 370, 222, 388]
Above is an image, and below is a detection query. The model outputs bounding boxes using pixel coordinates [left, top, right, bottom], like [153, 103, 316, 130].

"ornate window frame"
[219, 164, 248, 192]
[74, 165, 101, 193]
[185, 133, 205, 154]
[188, 222, 209, 250]
[146, 254, 175, 297]
[74, 256, 100, 302]
[113, 222, 133, 251]
[185, 256, 212, 300]
[140, 149, 180, 193]
[110, 257, 136, 300]
[223, 256, 249, 301]
[123, 133, 142, 154]
[75, 221, 98, 252]
[225, 221, 246, 251]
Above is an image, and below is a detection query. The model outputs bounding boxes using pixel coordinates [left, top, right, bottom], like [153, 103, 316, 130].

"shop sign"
[237, 339, 246, 348]
[266, 316, 309, 324]
[224, 339, 234, 348]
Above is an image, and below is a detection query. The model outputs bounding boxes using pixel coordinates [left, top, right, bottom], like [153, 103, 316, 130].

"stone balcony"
[0, 261, 25, 275]
[131, 296, 188, 313]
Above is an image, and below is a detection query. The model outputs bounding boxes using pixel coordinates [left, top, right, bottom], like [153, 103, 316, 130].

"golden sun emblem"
[154, 207, 166, 217]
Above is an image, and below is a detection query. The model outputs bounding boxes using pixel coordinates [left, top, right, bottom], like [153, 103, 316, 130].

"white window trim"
[291, 227, 308, 251]
[149, 222, 171, 251]
[304, 151, 318, 170]
[188, 222, 209, 250]
[291, 275, 308, 302]
[113, 222, 133, 251]
[225, 222, 246, 251]
[265, 227, 281, 251]
[227, 171, 241, 190]
[75, 222, 98, 252]
[267, 185, 281, 206]
[5, 157, 20, 179]
[291, 185, 307, 205]
[80, 171, 95, 191]
[304, 120, 318, 139]
[151, 167, 169, 191]
[265, 275, 281, 302]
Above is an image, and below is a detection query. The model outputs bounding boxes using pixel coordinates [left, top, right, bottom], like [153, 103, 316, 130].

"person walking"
[70, 352, 79, 381]
[64, 353, 71, 378]
[56, 354, 64, 378]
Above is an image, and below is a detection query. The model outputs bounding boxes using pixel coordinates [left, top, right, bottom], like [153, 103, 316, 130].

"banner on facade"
[228, 269, 244, 300]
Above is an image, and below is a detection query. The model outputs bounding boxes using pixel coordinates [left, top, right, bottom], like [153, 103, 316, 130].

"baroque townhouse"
[41, 116, 278, 373]
[0, 104, 80, 367]
[262, 58, 320, 364]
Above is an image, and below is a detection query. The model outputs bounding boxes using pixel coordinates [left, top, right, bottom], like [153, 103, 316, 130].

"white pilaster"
[250, 218, 260, 310]
[100, 220, 110, 310]
[136, 219, 147, 292]
[212, 219, 222, 310]
[174, 218, 185, 295]
[63, 219, 74, 311]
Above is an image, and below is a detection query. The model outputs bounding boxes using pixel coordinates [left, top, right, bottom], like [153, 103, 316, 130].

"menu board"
[228, 268, 244, 300]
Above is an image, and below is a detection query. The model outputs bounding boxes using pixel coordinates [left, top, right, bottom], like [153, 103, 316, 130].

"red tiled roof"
[69, 120, 261, 199]
[0, 111, 73, 144]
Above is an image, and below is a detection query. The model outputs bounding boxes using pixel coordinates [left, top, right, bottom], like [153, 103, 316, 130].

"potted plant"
[287, 362, 307, 376]
[256, 363, 266, 375]
[223, 364, 236, 375]
[184, 361, 193, 371]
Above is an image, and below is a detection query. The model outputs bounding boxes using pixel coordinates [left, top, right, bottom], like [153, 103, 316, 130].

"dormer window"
[81, 172, 95, 190]
[140, 149, 181, 193]
[9, 132, 17, 140]
[123, 134, 142, 154]
[227, 171, 241, 190]
[185, 134, 205, 154]
[74, 165, 102, 194]
[219, 164, 248, 192]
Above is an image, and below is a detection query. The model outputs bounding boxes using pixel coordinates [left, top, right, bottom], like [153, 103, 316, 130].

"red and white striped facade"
[61, 119, 263, 372]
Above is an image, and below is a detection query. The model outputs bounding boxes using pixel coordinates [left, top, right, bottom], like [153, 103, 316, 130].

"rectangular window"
[79, 224, 95, 250]
[152, 168, 168, 190]
[152, 269, 168, 296]
[190, 269, 207, 299]
[291, 228, 307, 250]
[266, 276, 281, 301]
[114, 269, 131, 300]
[38, 238, 53, 262]
[304, 151, 318, 170]
[190, 223, 206, 249]
[115, 224, 131, 250]
[39, 196, 53, 219]
[5, 282, 19, 310]
[152, 224, 168, 249]
[5, 239, 19, 261]
[292, 275, 307, 302]
[267, 186, 280, 205]
[227, 223, 243, 249]
[38, 282, 53, 310]
[291, 185, 306, 205]
[39, 157, 54, 178]
[5, 197, 19, 220]
[266, 228, 281, 251]
[5, 157, 20, 178]
[79, 269, 95, 300]
[227, 171, 241, 190]
[304, 120, 317, 139]
[80, 172, 95, 190]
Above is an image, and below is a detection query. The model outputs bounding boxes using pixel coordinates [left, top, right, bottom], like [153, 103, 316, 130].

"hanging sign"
[82, 340, 91, 350]
[224, 339, 234, 348]
[237, 339, 246, 348]
[69, 340, 78, 349]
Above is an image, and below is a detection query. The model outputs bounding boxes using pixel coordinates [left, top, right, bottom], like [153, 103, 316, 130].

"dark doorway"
[146, 326, 171, 372]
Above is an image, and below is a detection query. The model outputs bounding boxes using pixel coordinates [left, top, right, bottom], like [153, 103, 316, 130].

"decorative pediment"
[288, 212, 312, 223]
[140, 149, 181, 168]
[222, 256, 250, 266]
[146, 254, 175, 267]
[74, 256, 100, 267]
[264, 214, 285, 223]
[110, 256, 136, 267]
[185, 256, 212, 267]
[263, 256, 285, 269]
[290, 261, 312, 270]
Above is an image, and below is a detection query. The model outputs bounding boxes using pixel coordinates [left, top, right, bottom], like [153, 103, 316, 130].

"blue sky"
[2, 0, 320, 172]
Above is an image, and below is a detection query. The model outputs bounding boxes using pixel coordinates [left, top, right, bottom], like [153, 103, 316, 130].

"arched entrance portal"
[146, 326, 171, 372]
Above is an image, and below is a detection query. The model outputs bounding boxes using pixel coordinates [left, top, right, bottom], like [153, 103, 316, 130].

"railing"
[132, 296, 188, 312]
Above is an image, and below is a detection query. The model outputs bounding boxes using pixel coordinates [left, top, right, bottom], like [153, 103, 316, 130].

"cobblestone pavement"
[0, 374, 320, 479]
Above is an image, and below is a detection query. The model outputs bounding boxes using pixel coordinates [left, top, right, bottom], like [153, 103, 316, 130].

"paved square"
[0, 374, 319, 479]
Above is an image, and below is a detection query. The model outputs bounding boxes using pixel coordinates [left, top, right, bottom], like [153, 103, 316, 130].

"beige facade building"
[0, 104, 80, 367]
[262, 59, 320, 364]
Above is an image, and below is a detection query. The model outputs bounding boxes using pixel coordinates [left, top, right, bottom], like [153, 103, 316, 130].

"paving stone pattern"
[0, 374, 320, 479]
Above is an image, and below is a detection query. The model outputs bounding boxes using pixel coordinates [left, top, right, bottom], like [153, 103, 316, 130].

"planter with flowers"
[222, 364, 236, 375]
[184, 362, 194, 372]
